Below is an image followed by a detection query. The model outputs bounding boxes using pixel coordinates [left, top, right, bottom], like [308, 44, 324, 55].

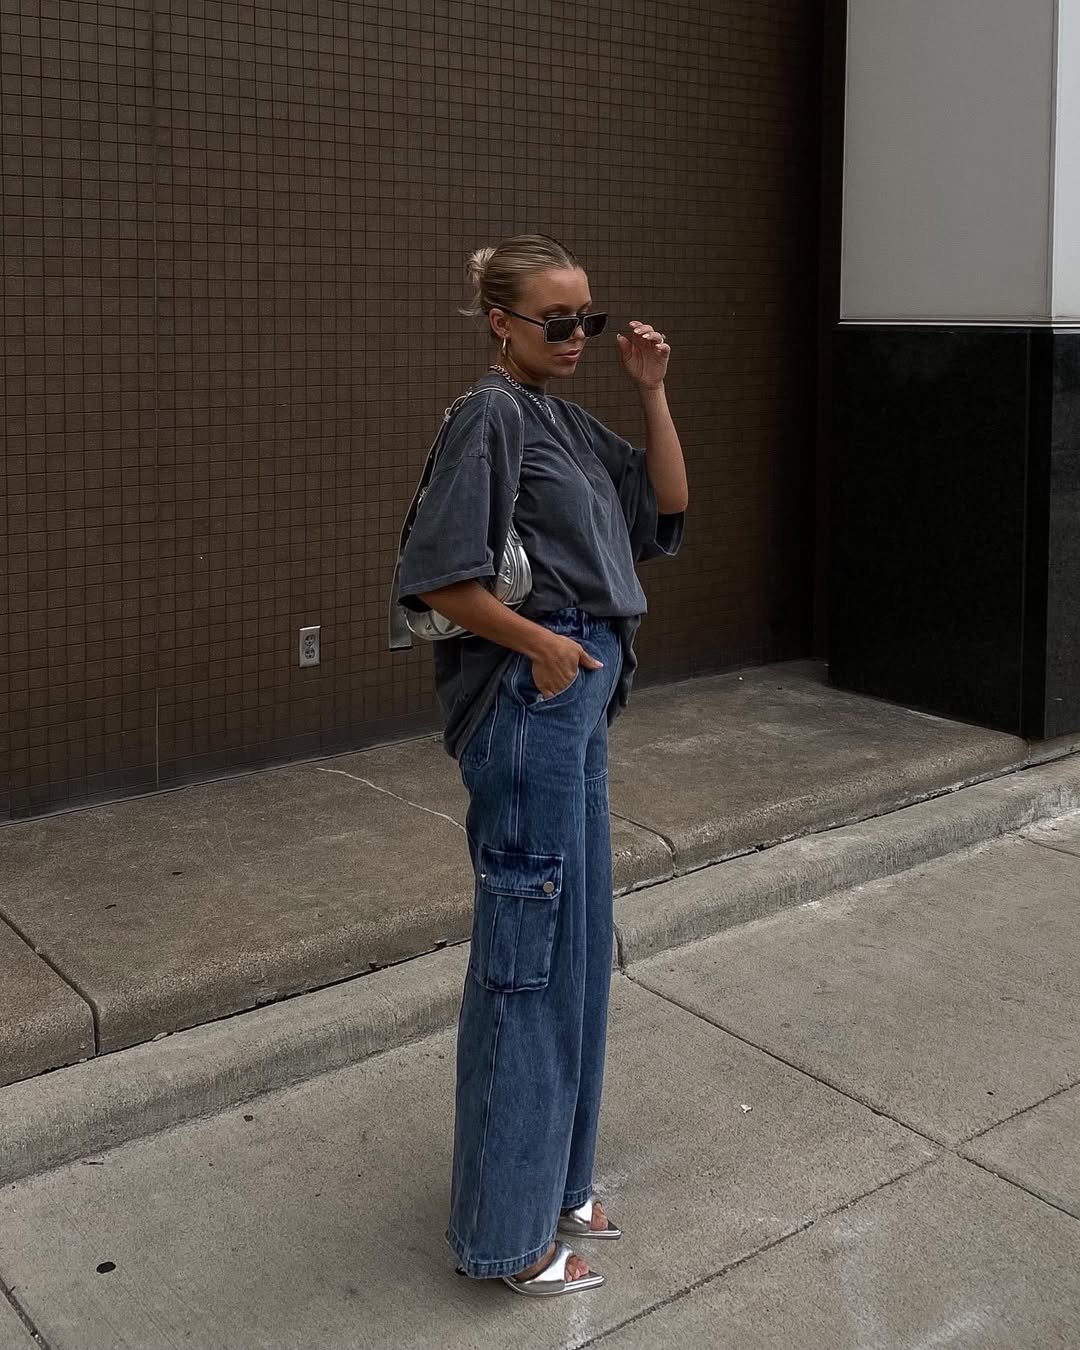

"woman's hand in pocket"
[530, 634, 604, 700]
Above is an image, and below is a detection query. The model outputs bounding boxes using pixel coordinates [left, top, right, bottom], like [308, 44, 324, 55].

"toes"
[566, 1253, 591, 1282]
[591, 1201, 608, 1232]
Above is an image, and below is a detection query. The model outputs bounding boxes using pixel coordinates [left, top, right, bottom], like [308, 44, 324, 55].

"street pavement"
[6, 658, 1060, 1085]
[2, 812, 1078, 1349]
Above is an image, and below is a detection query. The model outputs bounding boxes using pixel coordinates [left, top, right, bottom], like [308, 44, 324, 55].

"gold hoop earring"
[500, 335, 508, 358]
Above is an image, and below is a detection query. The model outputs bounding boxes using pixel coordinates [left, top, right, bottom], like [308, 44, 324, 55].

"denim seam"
[561, 1184, 594, 1209]
[510, 698, 527, 845]
[480, 891, 499, 987]
[467, 988, 506, 1246]
[509, 895, 525, 989]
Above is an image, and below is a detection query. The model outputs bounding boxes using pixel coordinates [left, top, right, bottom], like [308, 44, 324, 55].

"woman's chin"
[549, 355, 583, 378]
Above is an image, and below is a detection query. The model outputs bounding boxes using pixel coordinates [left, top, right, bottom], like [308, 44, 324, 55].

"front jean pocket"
[510, 652, 584, 710]
[469, 842, 564, 992]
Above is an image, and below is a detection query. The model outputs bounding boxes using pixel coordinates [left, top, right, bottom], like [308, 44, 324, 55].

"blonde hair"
[462, 233, 581, 332]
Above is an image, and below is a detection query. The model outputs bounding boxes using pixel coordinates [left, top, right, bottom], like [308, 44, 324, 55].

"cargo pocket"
[469, 842, 564, 992]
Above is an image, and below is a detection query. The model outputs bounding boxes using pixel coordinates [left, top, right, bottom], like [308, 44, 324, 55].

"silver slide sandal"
[501, 1241, 605, 1297]
[558, 1196, 622, 1240]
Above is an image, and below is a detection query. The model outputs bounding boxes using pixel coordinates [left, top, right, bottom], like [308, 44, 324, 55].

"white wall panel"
[1053, 0, 1080, 319]
[842, 0, 1056, 322]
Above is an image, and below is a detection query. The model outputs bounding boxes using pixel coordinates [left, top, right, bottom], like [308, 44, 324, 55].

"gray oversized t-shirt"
[395, 371, 684, 759]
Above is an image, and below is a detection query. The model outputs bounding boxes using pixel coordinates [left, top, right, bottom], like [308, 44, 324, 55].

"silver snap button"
[542, 880, 555, 894]
[479, 872, 487, 881]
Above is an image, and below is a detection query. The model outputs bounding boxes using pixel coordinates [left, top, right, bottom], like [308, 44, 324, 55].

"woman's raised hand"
[616, 320, 670, 389]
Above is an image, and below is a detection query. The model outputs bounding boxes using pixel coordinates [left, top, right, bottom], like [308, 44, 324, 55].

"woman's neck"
[494, 353, 546, 392]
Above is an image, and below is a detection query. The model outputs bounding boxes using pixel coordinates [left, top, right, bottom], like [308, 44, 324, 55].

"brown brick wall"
[1, 0, 824, 820]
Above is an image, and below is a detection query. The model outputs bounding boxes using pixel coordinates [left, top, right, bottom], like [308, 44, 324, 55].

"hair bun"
[464, 245, 496, 290]
[459, 235, 579, 323]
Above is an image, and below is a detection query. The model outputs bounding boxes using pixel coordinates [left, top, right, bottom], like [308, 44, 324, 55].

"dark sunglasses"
[499, 307, 609, 344]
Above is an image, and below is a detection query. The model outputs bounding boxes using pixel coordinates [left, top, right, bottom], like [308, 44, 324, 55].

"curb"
[613, 754, 1080, 965]
[0, 946, 469, 1187]
[2, 752, 1078, 1188]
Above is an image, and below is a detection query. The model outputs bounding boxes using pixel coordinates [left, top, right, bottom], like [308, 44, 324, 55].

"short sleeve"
[395, 393, 518, 613]
[570, 404, 685, 563]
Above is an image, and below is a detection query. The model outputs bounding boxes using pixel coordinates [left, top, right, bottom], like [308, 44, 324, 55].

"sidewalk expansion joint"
[959, 1072, 1080, 1150]
[1020, 835, 1080, 864]
[312, 765, 465, 834]
[0, 1273, 52, 1350]
[576, 1155, 941, 1349]
[0, 911, 101, 1056]
[960, 1153, 1080, 1226]
[608, 809, 677, 866]
[622, 972, 948, 1151]
[956, 1073, 1080, 1222]
[625, 975, 1080, 1229]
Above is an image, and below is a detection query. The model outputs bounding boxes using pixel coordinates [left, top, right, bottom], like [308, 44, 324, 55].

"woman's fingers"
[628, 319, 668, 346]
[579, 648, 605, 670]
[618, 322, 671, 386]
[625, 320, 671, 356]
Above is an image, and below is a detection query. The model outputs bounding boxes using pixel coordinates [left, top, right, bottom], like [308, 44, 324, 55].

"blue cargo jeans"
[447, 607, 624, 1278]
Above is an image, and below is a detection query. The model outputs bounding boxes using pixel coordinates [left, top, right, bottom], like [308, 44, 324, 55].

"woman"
[395, 234, 687, 1296]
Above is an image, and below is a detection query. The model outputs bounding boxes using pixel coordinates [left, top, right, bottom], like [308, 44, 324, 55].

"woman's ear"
[489, 309, 508, 342]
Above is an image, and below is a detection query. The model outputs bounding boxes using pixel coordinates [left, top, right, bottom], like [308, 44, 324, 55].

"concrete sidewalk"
[4, 658, 1079, 1096]
[1, 811, 1077, 1348]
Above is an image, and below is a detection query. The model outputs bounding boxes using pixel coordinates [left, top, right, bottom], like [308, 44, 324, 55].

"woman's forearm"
[417, 580, 554, 657]
[638, 383, 688, 513]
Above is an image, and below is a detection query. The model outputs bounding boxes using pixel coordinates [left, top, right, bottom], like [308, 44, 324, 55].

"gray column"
[829, 0, 1080, 736]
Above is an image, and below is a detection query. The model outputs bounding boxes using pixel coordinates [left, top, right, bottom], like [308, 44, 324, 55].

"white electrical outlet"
[299, 626, 320, 667]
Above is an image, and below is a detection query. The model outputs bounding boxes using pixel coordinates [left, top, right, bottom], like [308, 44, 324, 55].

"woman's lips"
[556, 350, 583, 362]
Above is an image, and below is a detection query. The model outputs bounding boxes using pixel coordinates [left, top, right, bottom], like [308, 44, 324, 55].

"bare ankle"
[514, 1243, 556, 1281]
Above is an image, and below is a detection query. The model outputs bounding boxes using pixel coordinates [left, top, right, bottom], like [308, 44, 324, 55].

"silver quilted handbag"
[388, 386, 532, 648]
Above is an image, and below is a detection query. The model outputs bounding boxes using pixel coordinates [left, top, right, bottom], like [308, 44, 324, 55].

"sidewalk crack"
[312, 767, 465, 834]
[0, 1273, 53, 1350]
